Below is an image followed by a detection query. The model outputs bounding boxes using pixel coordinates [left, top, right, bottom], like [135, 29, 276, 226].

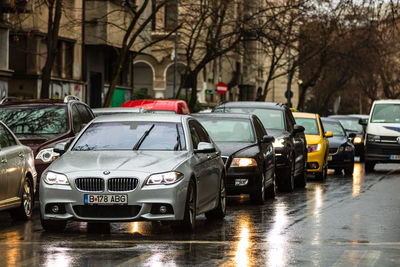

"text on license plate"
[390, 155, 400, 160]
[84, 194, 128, 204]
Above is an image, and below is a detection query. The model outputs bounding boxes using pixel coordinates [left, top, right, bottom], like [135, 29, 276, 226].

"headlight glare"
[273, 138, 285, 148]
[307, 144, 321, 153]
[353, 137, 362, 143]
[146, 172, 183, 185]
[231, 158, 257, 167]
[36, 148, 59, 163]
[44, 171, 69, 185]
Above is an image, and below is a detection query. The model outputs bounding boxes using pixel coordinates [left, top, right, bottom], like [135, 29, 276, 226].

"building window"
[165, 0, 177, 31]
[65, 42, 74, 79]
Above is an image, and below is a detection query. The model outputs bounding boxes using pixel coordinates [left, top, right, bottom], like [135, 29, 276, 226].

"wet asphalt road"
[0, 162, 400, 266]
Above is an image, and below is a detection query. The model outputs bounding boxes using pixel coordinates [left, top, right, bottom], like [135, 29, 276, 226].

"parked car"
[92, 107, 147, 117]
[321, 118, 355, 175]
[0, 96, 94, 184]
[121, 99, 190, 114]
[293, 112, 332, 180]
[40, 114, 225, 232]
[213, 102, 307, 192]
[193, 113, 276, 203]
[360, 99, 400, 172]
[0, 121, 36, 220]
[328, 114, 366, 161]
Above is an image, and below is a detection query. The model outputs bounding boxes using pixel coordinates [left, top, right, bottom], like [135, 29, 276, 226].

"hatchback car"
[0, 121, 36, 220]
[214, 102, 307, 192]
[321, 118, 355, 175]
[193, 113, 276, 204]
[0, 96, 94, 181]
[293, 112, 332, 180]
[40, 114, 225, 232]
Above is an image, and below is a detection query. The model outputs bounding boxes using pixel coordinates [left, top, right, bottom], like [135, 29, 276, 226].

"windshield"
[214, 107, 284, 130]
[294, 118, 320, 135]
[337, 119, 363, 132]
[72, 121, 186, 151]
[322, 121, 346, 136]
[370, 103, 400, 123]
[198, 118, 255, 143]
[0, 106, 68, 135]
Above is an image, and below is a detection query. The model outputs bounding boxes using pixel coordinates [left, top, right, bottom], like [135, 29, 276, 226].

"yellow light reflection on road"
[311, 185, 323, 246]
[129, 222, 144, 234]
[233, 215, 251, 267]
[267, 204, 288, 267]
[352, 163, 362, 197]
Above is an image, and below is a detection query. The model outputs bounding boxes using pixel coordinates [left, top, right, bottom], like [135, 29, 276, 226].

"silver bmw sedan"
[39, 114, 226, 232]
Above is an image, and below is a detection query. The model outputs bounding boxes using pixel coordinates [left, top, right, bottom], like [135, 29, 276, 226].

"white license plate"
[328, 155, 332, 161]
[390, 155, 400, 160]
[84, 194, 127, 205]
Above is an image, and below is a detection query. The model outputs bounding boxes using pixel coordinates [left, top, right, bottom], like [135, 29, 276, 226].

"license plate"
[328, 155, 332, 161]
[84, 194, 127, 205]
[390, 155, 400, 160]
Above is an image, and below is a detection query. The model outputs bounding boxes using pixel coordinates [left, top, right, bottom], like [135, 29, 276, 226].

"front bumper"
[328, 150, 354, 168]
[306, 149, 325, 173]
[365, 142, 400, 163]
[40, 174, 189, 222]
[225, 166, 260, 195]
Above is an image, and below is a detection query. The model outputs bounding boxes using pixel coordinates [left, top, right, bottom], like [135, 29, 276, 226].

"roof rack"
[0, 97, 20, 104]
[63, 95, 81, 103]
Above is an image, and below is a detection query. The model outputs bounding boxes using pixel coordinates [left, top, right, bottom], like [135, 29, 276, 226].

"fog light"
[51, 205, 59, 213]
[235, 178, 248, 186]
[159, 205, 167, 214]
[307, 162, 319, 169]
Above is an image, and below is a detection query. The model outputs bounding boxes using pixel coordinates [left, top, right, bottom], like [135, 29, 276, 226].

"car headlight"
[36, 148, 60, 163]
[345, 145, 354, 151]
[353, 137, 362, 143]
[230, 158, 257, 167]
[307, 144, 321, 153]
[367, 134, 380, 143]
[273, 138, 285, 148]
[43, 171, 70, 185]
[146, 171, 184, 185]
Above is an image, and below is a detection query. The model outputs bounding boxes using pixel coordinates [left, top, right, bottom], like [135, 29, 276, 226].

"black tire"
[265, 171, 277, 199]
[316, 164, 327, 181]
[365, 161, 375, 172]
[205, 176, 226, 220]
[179, 179, 196, 231]
[10, 177, 34, 221]
[250, 173, 265, 204]
[334, 168, 342, 175]
[295, 162, 307, 188]
[277, 159, 295, 192]
[359, 154, 365, 162]
[41, 216, 67, 232]
[344, 163, 354, 176]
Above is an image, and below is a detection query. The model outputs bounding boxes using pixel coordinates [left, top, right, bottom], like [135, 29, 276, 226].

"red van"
[121, 99, 190, 114]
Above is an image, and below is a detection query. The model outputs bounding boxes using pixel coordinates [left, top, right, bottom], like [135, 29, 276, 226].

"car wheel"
[205, 176, 226, 220]
[250, 173, 265, 204]
[41, 214, 67, 232]
[265, 171, 277, 199]
[180, 179, 196, 231]
[359, 154, 365, 162]
[334, 168, 342, 175]
[344, 163, 354, 176]
[295, 161, 307, 188]
[10, 177, 34, 221]
[278, 159, 295, 192]
[316, 164, 327, 181]
[365, 161, 375, 172]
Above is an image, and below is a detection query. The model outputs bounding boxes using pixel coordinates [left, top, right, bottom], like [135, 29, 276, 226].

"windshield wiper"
[174, 124, 182, 151]
[133, 124, 155, 150]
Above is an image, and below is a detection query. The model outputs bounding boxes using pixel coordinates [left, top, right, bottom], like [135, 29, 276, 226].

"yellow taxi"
[292, 112, 332, 180]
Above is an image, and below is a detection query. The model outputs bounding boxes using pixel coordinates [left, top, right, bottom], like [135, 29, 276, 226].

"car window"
[322, 121, 346, 136]
[198, 118, 255, 143]
[189, 121, 201, 149]
[253, 116, 267, 139]
[72, 121, 186, 151]
[193, 121, 212, 143]
[71, 105, 84, 133]
[285, 111, 294, 132]
[318, 117, 325, 135]
[294, 118, 320, 135]
[338, 119, 363, 132]
[0, 106, 68, 135]
[76, 104, 93, 124]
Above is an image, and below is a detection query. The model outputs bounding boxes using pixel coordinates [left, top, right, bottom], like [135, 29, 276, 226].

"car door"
[0, 123, 24, 201]
[287, 110, 305, 173]
[253, 117, 274, 185]
[189, 120, 219, 213]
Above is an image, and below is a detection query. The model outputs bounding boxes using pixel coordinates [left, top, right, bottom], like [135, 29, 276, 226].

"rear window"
[0, 106, 68, 135]
[72, 121, 186, 151]
[197, 118, 255, 143]
[294, 118, 320, 135]
[370, 103, 400, 123]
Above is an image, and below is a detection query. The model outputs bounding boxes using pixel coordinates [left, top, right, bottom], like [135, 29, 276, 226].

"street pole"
[173, 0, 179, 99]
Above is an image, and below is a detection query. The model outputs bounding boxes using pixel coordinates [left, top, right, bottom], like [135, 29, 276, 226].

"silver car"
[0, 121, 36, 220]
[40, 114, 226, 231]
[92, 107, 147, 117]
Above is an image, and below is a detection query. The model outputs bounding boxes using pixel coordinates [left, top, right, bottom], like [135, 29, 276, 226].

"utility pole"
[173, 0, 179, 98]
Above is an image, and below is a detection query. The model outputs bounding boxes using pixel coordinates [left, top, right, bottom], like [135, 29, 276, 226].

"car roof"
[292, 112, 318, 119]
[92, 113, 188, 123]
[329, 115, 361, 120]
[321, 117, 341, 123]
[215, 101, 287, 110]
[373, 99, 400, 104]
[192, 112, 254, 120]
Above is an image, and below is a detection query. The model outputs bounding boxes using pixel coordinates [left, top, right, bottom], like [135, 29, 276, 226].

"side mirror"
[325, 131, 333, 138]
[54, 142, 68, 155]
[293, 124, 305, 134]
[261, 135, 275, 144]
[359, 118, 368, 126]
[348, 132, 356, 138]
[194, 142, 216, 153]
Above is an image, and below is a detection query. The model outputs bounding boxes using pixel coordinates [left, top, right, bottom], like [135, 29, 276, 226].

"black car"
[213, 102, 307, 192]
[328, 114, 367, 161]
[193, 113, 276, 203]
[321, 118, 355, 175]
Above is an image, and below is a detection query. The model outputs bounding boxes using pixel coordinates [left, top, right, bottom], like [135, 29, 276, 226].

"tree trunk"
[103, 47, 127, 107]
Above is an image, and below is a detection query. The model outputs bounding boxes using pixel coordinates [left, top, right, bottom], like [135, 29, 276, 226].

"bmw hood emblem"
[103, 170, 110, 175]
